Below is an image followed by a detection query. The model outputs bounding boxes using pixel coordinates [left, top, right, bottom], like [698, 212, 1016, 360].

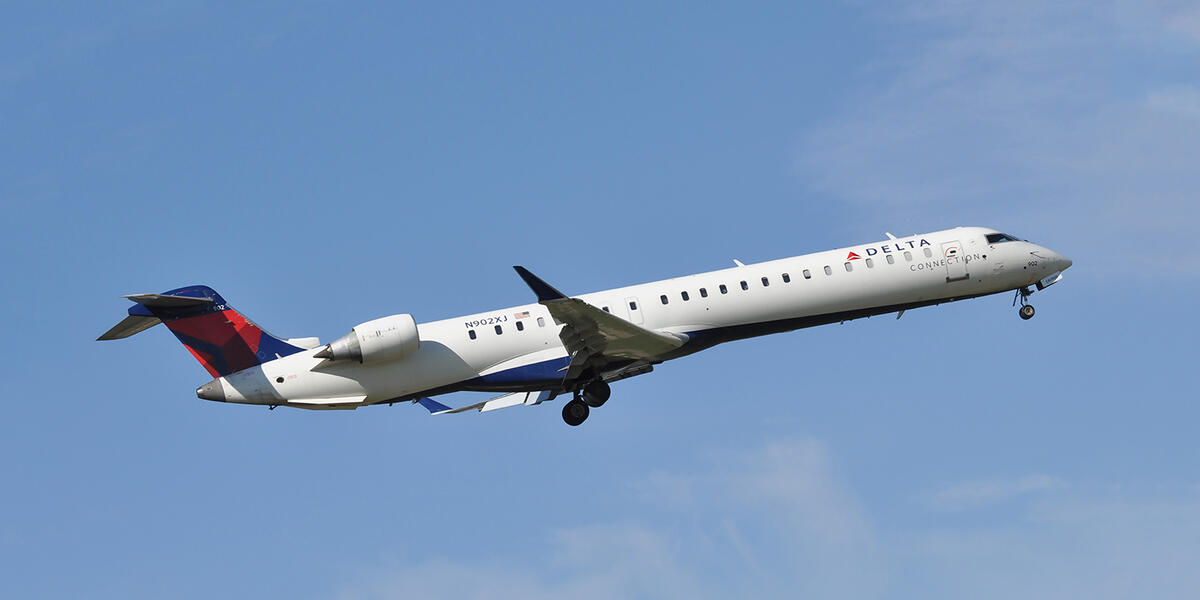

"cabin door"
[942, 240, 969, 282]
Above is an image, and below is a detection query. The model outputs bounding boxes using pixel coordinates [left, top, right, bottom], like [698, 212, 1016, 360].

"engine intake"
[315, 314, 420, 363]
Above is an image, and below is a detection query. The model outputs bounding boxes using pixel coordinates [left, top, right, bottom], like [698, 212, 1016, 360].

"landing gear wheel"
[1019, 304, 1035, 320]
[582, 380, 611, 408]
[563, 399, 590, 426]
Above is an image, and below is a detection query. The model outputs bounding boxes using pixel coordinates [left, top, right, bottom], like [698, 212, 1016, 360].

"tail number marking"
[464, 315, 509, 329]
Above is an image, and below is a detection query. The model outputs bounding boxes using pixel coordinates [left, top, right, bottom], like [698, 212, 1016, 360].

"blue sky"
[3, 2, 1199, 598]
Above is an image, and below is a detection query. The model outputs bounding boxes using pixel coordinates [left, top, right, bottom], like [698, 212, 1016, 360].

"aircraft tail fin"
[98, 285, 304, 378]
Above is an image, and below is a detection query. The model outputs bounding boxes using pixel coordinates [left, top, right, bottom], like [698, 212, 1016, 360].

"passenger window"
[803, 269, 811, 279]
[782, 273, 791, 283]
[629, 301, 637, 310]
[661, 295, 669, 305]
[495, 325, 503, 335]
[824, 266, 832, 276]
[886, 255, 895, 265]
[719, 284, 728, 294]
[865, 258, 874, 268]
[844, 262, 853, 272]
[699, 288, 708, 298]
[468, 329, 477, 340]
[760, 277, 768, 287]
[681, 291, 690, 301]
[740, 280, 749, 290]
[537, 317, 545, 327]
[516, 321, 524, 331]
[923, 248, 933, 258]
[904, 251, 913, 261]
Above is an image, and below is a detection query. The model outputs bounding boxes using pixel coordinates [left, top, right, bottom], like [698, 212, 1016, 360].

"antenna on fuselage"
[732, 259, 745, 267]
[885, 232, 897, 240]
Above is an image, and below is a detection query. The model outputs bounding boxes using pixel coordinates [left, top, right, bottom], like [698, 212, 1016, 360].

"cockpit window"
[985, 233, 1022, 244]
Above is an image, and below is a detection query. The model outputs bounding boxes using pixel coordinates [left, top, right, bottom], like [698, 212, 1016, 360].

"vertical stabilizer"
[99, 285, 304, 377]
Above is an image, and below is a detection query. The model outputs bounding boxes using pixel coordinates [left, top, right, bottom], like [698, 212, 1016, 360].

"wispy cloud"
[339, 438, 884, 600]
[923, 474, 1067, 510]
[1146, 86, 1200, 121]
[904, 494, 1200, 600]
[796, 0, 1200, 278]
[337, 435, 1200, 600]
[1165, 5, 1200, 41]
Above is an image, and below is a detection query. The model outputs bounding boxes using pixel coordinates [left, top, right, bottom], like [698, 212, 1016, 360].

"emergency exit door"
[942, 241, 969, 282]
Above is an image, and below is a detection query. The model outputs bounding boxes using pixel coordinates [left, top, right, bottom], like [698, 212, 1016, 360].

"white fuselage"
[213, 226, 1071, 409]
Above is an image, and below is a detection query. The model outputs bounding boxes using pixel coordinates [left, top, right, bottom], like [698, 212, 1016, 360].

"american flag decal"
[514, 311, 530, 319]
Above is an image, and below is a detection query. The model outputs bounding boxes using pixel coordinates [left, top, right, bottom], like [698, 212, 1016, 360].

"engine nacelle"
[315, 314, 420, 363]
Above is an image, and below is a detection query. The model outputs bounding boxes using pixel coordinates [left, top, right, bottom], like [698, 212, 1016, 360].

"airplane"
[99, 226, 1072, 426]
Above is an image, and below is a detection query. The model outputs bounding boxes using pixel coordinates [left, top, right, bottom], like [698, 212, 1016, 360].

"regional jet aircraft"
[99, 227, 1072, 426]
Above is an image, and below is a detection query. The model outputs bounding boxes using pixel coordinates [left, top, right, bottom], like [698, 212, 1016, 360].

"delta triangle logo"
[847, 251, 862, 260]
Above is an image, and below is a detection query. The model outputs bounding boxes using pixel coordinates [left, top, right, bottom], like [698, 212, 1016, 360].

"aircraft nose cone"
[197, 380, 226, 402]
[1053, 251, 1073, 271]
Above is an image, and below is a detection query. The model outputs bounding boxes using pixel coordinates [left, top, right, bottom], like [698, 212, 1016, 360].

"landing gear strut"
[1014, 287, 1035, 320]
[562, 395, 590, 426]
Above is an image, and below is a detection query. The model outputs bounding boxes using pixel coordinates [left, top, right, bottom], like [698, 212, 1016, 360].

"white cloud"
[1165, 5, 1200, 41]
[338, 525, 706, 600]
[902, 494, 1200, 600]
[1145, 86, 1200, 120]
[339, 439, 885, 600]
[338, 436, 1200, 600]
[796, 0, 1200, 278]
[923, 474, 1067, 510]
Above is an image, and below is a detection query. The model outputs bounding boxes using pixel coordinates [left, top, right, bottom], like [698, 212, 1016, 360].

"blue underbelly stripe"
[470, 355, 572, 385]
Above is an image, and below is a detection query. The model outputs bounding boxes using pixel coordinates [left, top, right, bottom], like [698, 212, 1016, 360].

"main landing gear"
[562, 398, 589, 426]
[1014, 287, 1036, 320]
[561, 380, 611, 426]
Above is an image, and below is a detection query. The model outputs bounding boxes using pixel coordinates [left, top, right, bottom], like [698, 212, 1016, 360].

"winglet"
[513, 266, 568, 302]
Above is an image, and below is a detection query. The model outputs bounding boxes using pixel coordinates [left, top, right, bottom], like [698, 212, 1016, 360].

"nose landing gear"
[1014, 287, 1036, 320]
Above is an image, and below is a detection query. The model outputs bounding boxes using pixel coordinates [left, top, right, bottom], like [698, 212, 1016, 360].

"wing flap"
[546, 297, 685, 359]
[416, 391, 553, 415]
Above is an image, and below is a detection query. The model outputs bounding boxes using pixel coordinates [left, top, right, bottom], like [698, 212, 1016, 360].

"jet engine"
[314, 314, 420, 363]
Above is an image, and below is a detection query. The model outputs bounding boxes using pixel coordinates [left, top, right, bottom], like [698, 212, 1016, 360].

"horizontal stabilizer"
[124, 293, 215, 308]
[97, 315, 162, 340]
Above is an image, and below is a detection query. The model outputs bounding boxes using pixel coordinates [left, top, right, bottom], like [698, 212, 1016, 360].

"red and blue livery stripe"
[130, 286, 303, 377]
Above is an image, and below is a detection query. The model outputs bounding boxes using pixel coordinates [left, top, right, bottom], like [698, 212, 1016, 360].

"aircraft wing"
[513, 266, 686, 385]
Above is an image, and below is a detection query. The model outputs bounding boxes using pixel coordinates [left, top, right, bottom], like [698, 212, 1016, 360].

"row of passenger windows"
[467, 316, 547, 340]
[658, 247, 936, 305]
[469, 247, 942, 339]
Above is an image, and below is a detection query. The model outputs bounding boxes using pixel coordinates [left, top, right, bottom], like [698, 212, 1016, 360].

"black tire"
[562, 399, 590, 426]
[582, 380, 611, 408]
[1019, 305, 1035, 320]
